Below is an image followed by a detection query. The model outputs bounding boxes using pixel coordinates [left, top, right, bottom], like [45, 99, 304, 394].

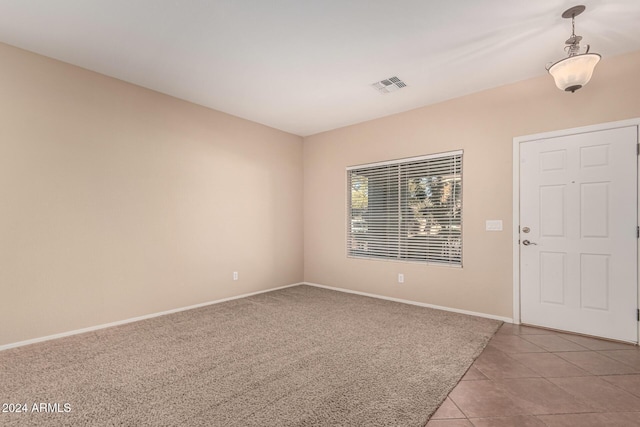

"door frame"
[512, 118, 640, 343]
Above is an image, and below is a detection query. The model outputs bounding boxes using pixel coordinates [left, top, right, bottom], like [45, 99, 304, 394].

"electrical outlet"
[398, 273, 404, 283]
[233, 272, 238, 281]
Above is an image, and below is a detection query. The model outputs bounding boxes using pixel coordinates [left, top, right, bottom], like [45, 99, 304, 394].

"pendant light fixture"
[546, 5, 601, 93]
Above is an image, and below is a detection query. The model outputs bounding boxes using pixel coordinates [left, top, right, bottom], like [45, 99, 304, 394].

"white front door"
[519, 125, 638, 342]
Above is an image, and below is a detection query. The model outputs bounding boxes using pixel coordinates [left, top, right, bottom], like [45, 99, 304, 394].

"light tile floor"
[427, 323, 640, 426]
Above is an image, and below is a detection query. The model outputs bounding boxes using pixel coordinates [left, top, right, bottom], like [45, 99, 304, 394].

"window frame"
[346, 150, 463, 267]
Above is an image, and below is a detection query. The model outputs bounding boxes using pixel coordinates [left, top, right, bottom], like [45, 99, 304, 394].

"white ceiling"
[0, 1, 639, 136]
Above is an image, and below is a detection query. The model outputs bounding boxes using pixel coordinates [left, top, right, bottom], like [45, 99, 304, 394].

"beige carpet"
[0, 285, 501, 426]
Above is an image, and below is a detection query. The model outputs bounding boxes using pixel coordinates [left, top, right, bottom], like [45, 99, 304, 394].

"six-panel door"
[520, 126, 638, 342]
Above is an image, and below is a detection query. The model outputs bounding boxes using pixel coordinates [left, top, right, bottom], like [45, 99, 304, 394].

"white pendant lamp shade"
[548, 53, 601, 92]
[546, 5, 601, 93]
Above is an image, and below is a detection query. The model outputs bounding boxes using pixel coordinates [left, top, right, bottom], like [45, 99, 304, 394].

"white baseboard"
[303, 282, 513, 323]
[0, 282, 304, 352]
[2, 281, 512, 351]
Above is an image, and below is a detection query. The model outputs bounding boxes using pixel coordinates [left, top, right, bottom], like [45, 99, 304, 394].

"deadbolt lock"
[522, 227, 530, 233]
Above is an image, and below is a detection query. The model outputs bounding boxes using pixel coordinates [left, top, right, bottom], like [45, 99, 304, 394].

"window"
[347, 151, 462, 266]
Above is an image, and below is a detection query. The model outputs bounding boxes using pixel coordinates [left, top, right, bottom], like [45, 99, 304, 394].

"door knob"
[522, 240, 537, 246]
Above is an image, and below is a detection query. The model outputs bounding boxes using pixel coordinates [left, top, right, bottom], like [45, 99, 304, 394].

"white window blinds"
[347, 151, 462, 266]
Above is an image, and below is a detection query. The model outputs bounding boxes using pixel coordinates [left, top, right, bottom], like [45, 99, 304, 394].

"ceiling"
[0, 1, 639, 136]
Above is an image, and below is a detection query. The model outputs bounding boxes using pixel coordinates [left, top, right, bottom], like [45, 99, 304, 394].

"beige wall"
[2, 40, 639, 347]
[0, 43, 304, 346]
[303, 50, 640, 320]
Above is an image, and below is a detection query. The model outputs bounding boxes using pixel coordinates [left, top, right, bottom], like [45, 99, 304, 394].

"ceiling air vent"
[371, 76, 407, 94]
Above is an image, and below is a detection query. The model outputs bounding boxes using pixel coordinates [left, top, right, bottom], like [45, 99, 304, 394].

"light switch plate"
[485, 220, 503, 231]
